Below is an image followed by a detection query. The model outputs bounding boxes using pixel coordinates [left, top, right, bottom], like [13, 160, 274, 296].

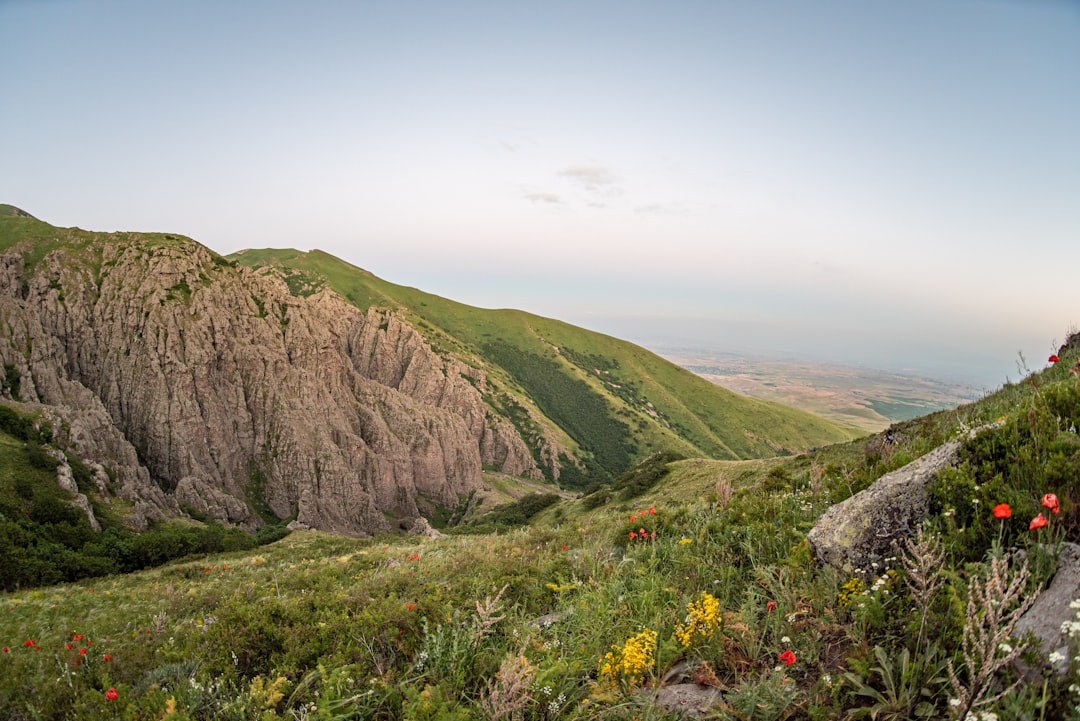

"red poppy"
[23, 640, 34, 648]
[2, 647, 8, 653]
[648, 506, 656, 515]
[66, 643, 73, 650]
[1042, 493, 1060, 514]
[779, 650, 797, 666]
[103, 654, 112, 662]
[630, 514, 637, 522]
[767, 601, 777, 612]
[405, 602, 416, 611]
[105, 688, 118, 701]
[992, 503, 1011, 519]
[561, 545, 567, 551]
[79, 648, 87, 656]
[408, 554, 420, 562]
[629, 531, 637, 539]
[1050, 354, 1061, 363]
[639, 528, 646, 535]
[1030, 514, 1049, 530]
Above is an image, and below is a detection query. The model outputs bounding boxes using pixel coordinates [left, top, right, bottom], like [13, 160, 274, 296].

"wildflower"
[648, 506, 656, 515]
[766, 601, 777, 612]
[630, 514, 637, 522]
[79, 648, 87, 656]
[677, 538, 693, 545]
[650, 532, 656, 539]
[1050, 355, 1061, 363]
[778, 649, 796, 666]
[23, 640, 34, 648]
[998, 642, 1013, 654]
[629, 531, 637, 539]
[992, 503, 1011, 519]
[674, 592, 722, 647]
[781, 636, 791, 644]
[105, 688, 119, 701]
[1043, 493, 1060, 514]
[561, 545, 567, 551]
[103, 653, 112, 662]
[405, 602, 416, 611]
[408, 554, 420, 561]
[1030, 514, 1049, 530]
[67, 643, 73, 650]
[598, 628, 658, 686]
[1049, 650, 1067, 665]
[1, 647, 8, 653]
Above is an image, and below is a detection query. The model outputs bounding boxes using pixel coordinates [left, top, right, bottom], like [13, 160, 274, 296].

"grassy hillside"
[2, 342, 1077, 720]
[231, 248, 859, 485]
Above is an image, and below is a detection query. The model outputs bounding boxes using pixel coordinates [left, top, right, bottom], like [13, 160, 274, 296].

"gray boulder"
[807, 441, 961, 575]
[1014, 542, 1080, 678]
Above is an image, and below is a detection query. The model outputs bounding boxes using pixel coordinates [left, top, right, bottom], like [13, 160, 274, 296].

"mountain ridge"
[0, 208, 856, 535]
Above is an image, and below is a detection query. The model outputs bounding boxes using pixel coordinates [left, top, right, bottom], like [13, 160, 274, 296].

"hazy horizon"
[2, 0, 1077, 390]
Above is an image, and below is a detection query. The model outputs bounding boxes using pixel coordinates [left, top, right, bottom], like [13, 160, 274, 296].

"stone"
[644, 684, 724, 718]
[1013, 542, 1080, 679]
[807, 441, 962, 575]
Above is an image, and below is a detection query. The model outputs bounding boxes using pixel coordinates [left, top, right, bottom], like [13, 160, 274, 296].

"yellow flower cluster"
[674, 592, 721, 648]
[838, 577, 865, 607]
[598, 628, 657, 687]
[249, 675, 287, 710]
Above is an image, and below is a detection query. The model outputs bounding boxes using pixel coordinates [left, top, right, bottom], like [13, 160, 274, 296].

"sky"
[2, 0, 1078, 388]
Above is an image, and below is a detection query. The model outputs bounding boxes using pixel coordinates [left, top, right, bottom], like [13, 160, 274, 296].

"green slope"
[231, 248, 860, 485]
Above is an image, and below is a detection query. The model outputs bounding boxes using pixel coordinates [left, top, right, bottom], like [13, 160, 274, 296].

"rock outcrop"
[0, 229, 542, 534]
[807, 441, 962, 575]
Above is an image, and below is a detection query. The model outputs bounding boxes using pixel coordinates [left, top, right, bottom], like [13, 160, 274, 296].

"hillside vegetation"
[3, 334, 1079, 719]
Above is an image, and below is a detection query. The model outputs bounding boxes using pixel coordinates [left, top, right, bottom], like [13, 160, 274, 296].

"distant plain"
[663, 350, 981, 432]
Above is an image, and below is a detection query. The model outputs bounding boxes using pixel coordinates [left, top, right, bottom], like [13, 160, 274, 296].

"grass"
[4, 349, 1080, 719]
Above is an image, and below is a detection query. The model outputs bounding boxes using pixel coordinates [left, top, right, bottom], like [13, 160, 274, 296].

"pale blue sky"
[2, 0, 1078, 387]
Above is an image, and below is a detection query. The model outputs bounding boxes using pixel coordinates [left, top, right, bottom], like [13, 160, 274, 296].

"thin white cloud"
[524, 190, 561, 204]
[558, 164, 620, 191]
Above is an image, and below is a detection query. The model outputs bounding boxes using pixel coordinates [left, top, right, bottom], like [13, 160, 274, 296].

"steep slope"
[232, 248, 859, 486]
[0, 210, 531, 535]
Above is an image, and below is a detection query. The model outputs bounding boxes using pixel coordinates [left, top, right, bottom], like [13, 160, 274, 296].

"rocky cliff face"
[0, 228, 541, 534]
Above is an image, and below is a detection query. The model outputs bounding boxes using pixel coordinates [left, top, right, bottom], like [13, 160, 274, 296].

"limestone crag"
[0, 231, 544, 534]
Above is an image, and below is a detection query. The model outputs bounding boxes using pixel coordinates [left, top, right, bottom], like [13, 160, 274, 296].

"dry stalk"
[479, 649, 536, 721]
[900, 526, 945, 652]
[475, 583, 509, 642]
[715, 476, 734, 510]
[946, 554, 1040, 719]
